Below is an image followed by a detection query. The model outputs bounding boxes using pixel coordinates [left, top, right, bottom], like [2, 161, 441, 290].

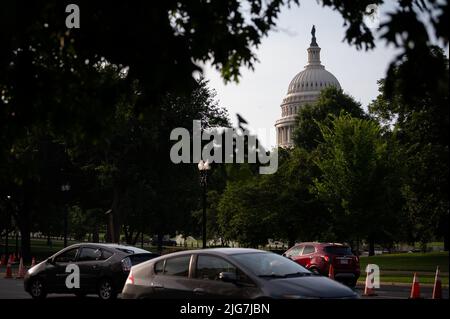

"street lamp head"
[6, 195, 11, 200]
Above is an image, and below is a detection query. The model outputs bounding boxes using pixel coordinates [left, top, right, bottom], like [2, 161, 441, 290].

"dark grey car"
[24, 243, 159, 299]
[121, 248, 359, 299]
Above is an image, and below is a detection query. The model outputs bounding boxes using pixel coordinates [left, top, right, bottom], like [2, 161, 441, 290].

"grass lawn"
[359, 251, 449, 272]
[358, 251, 449, 286]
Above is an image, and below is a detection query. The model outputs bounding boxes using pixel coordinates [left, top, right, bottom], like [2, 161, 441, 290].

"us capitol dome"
[275, 26, 341, 148]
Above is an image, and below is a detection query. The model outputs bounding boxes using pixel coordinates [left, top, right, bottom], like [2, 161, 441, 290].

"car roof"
[152, 248, 267, 258]
[64, 243, 152, 254]
[295, 242, 349, 247]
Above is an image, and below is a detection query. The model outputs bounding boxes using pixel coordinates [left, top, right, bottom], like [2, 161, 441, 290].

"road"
[354, 282, 449, 299]
[0, 277, 447, 299]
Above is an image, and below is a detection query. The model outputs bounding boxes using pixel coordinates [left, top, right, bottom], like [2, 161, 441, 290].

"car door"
[76, 247, 103, 292]
[46, 247, 80, 292]
[188, 254, 257, 299]
[150, 255, 193, 298]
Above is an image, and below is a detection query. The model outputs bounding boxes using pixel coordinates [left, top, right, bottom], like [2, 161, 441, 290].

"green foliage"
[217, 178, 278, 247]
[293, 87, 366, 150]
[313, 114, 403, 248]
[369, 47, 449, 248]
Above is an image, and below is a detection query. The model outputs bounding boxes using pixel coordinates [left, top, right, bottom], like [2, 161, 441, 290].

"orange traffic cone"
[432, 266, 442, 299]
[410, 272, 421, 299]
[363, 274, 377, 296]
[31, 257, 36, 267]
[8, 254, 13, 264]
[4, 260, 12, 279]
[11, 253, 16, 263]
[328, 264, 335, 279]
[0, 255, 5, 266]
[15, 257, 26, 279]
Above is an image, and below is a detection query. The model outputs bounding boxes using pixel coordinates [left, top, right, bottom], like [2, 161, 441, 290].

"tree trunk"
[92, 225, 99, 243]
[444, 231, 449, 252]
[111, 184, 123, 243]
[47, 233, 52, 246]
[288, 237, 296, 248]
[16, 208, 32, 263]
[356, 237, 360, 256]
[368, 237, 375, 256]
[157, 233, 163, 255]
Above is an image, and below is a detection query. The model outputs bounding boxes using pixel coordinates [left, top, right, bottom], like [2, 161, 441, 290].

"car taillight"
[121, 257, 132, 272]
[321, 255, 330, 263]
[126, 270, 134, 285]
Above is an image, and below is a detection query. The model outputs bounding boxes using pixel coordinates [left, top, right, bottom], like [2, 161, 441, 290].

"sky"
[201, 1, 407, 148]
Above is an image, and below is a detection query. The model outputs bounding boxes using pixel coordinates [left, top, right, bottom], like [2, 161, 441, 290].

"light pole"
[61, 183, 71, 247]
[198, 160, 211, 249]
[5, 195, 11, 258]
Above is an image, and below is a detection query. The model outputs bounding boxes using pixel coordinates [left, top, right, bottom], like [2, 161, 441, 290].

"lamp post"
[4, 195, 11, 258]
[198, 160, 211, 249]
[61, 183, 71, 247]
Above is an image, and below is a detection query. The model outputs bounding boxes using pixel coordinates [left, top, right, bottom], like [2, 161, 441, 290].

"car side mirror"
[219, 272, 237, 283]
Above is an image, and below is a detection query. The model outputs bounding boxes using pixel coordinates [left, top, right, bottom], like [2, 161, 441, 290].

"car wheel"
[30, 278, 47, 299]
[310, 268, 320, 275]
[98, 279, 117, 300]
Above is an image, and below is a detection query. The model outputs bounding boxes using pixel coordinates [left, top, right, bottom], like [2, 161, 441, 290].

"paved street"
[355, 282, 449, 299]
[0, 276, 447, 299]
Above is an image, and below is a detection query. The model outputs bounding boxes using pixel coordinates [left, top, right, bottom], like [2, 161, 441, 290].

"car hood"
[266, 275, 357, 298]
[26, 260, 47, 276]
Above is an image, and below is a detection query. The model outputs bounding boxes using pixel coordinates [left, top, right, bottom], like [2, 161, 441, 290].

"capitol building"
[275, 26, 341, 148]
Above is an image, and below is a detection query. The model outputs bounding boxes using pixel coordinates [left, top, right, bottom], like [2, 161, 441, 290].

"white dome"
[287, 65, 341, 95]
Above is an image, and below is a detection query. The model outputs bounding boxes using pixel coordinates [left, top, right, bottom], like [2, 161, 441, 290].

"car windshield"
[324, 246, 353, 255]
[230, 252, 310, 278]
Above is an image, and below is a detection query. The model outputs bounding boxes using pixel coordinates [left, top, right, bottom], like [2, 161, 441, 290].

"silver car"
[121, 248, 359, 299]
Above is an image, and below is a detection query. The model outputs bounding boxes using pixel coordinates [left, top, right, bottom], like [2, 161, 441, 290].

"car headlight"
[27, 265, 37, 274]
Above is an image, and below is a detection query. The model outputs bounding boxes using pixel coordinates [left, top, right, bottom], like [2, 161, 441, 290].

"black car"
[121, 248, 359, 299]
[24, 243, 159, 299]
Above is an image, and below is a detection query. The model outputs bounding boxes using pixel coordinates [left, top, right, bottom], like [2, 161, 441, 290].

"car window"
[54, 248, 79, 263]
[302, 245, 315, 255]
[231, 252, 310, 277]
[78, 247, 102, 262]
[324, 246, 353, 255]
[116, 248, 135, 254]
[154, 260, 164, 274]
[154, 260, 165, 274]
[164, 255, 191, 276]
[101, 249, 114, 260]
[195, 255, 237, 281]
[287, 246, 302, 257]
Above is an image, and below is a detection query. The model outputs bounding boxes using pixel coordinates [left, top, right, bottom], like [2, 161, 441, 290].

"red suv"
[283, 242, 360, 287]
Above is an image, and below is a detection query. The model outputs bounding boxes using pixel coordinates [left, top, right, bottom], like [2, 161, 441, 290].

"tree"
[369, 47, 449, 250]
[313, 114, 403, 255]
[217, 176, 277, 248]
[293, 87, 366, 150]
